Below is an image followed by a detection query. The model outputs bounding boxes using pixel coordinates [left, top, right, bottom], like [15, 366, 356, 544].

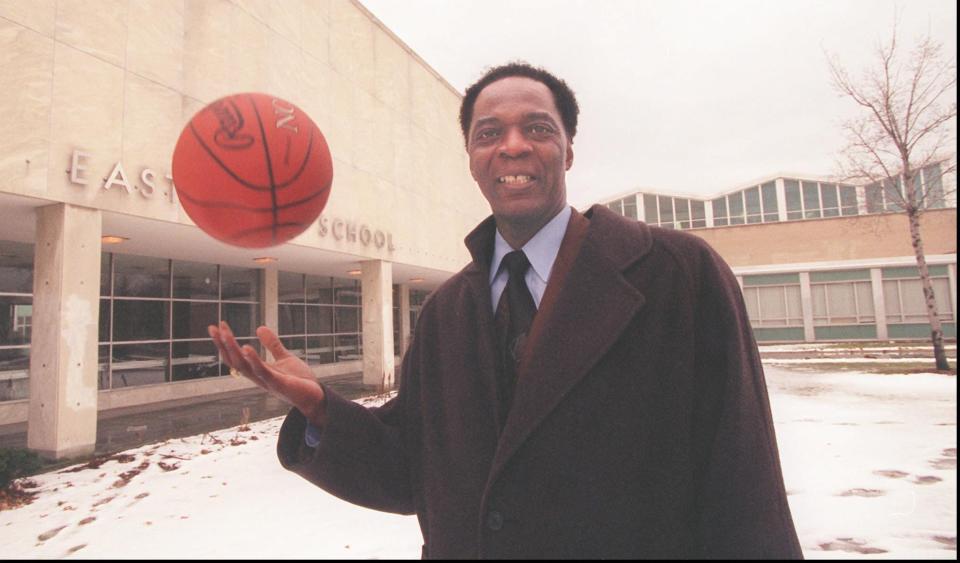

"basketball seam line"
[248, 95, 280, 242]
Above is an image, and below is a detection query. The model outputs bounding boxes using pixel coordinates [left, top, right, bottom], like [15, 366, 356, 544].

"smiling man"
[210, 62, 803, 559]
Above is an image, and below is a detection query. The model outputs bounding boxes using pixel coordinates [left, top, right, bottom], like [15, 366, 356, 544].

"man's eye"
[529, 124, 553, 135]
[476, 129, 499, 140]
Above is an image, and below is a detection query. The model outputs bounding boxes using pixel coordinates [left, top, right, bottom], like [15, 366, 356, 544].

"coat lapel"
[487, 206, 653, 484]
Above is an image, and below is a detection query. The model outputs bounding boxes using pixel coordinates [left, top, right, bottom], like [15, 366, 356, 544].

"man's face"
[467, 77, 573, 231]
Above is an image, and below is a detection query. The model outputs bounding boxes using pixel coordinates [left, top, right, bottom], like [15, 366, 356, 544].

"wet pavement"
[0, 372, 386, 457]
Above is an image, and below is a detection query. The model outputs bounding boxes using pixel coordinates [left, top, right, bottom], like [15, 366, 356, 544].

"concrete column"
[799, 272, 815, 342]
[260, 266, 278, 361]
[775, 178, 788, 222]
[361, 260, 394, 388]
[398, 283, 411, 357]
[871, 268, 888, 340]
[28, 204, 102, 460]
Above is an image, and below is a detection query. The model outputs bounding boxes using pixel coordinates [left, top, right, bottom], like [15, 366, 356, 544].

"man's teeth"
[498, 175, 533, 184]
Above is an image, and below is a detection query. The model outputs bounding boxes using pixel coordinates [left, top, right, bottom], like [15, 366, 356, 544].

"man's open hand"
[209, 321, 327, 428]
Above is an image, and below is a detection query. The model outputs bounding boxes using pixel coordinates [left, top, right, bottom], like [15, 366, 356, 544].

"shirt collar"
[489, 205, 573, 285]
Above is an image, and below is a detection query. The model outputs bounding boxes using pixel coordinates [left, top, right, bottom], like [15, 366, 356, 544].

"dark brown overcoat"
[278, 205, 803, 559]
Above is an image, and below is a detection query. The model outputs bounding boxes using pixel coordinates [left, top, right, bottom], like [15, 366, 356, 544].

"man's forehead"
[471, 76, 561, 122]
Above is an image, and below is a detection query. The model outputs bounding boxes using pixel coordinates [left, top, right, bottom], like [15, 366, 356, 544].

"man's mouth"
[498, 175, 535, 185]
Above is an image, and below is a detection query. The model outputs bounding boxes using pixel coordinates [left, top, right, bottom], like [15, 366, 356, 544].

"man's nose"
[498, 127, 531, 158]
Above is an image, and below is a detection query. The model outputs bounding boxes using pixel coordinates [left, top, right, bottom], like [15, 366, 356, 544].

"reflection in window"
[279, 274, 363, 366]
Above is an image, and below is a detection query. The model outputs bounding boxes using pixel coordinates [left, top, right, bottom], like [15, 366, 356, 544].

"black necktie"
[494, 250, 537, 425]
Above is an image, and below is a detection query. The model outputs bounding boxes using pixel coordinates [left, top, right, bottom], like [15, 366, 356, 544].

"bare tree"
[828, 22, 957, 370]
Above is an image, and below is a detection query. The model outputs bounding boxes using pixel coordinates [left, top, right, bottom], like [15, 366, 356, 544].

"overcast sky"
[359, 0, 957, 206]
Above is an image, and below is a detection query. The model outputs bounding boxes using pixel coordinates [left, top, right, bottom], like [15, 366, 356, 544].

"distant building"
[595, 163, 957, 343]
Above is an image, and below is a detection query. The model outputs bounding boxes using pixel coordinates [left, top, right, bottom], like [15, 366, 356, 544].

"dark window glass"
[672, 198, 689, 229]
[658, 196, 674, 227]
[307, 275, 333, 304]
[99, 299, 110, 342]
[173, 301, 218, 339]
[279, 304, 305, 335]
[643, 194, 658, 224]
[711, 197, 728, 226]
[172, 340, 219, 381]
[172, 260, 218, 300]
[761, 182, 778, 221]
[98, 344, 110, 390]
[111, 342, 169, 387]
[0, 296, 32, 346]
[785, 179, 802, 220]
[335, 334, 361, 362]
[883, 177, 903, 211]
[840, 185, 858, 215]
[728, 192, 745, 225]
[821, 183, 839, 217]
[802, 181, 821, 218]
[607, 200, 623, 215]
[0, 241, 34, 294]
[923, 163, 945, 208]
[113, 255, 169, 298]
[622, 197, 637, 220]
[100, 253, 111, 296]
[334, 279, 360, 305]
[222, 303, 259, 337]
[307, 305, 333, 334]
[307, 335, 335, 365]
[221, 266, 259, 301]
[690, 200, 706, 228]
[0, 347, 30, 401]
[744, 187, 761, 223]
[113, 300, 169, 341]
[335, 307, 359, 333]
[865, 184, 883, 213]
[280, 336, 305, 360]
[279, 271, 305, 303]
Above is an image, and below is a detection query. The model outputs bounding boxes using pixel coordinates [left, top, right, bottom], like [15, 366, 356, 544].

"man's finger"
[256, 326, 290, 361]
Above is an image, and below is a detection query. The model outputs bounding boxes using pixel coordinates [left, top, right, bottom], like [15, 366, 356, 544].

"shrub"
[0, 448, 42, 489]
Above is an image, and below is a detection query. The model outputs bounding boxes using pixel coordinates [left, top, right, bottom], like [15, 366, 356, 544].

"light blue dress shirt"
[489, 205, 572, 312]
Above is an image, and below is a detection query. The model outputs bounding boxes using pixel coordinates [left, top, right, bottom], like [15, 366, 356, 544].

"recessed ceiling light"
[409, 277, 425, 283]
[253, 256, 277, 263]
[101, 235, 128, 244]
[347, 269, 362, 276]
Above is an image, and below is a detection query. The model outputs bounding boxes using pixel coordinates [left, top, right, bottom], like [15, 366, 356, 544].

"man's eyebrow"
[523, 112, 560, 125]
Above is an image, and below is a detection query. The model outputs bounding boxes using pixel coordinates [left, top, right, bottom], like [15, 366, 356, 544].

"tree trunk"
[906, 208, 950, 370]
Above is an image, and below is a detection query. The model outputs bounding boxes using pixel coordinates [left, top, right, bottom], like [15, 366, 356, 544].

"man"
[210, 62, 803, 559]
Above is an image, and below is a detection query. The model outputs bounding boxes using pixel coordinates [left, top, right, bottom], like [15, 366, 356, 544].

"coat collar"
[466, 205, 655, 490]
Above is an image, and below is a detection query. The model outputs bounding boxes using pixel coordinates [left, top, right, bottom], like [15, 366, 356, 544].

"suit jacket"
[277, 205, 803, 559]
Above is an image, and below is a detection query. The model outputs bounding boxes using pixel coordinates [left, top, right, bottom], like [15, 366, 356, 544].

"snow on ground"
[759, 343, 957, 353]
[0, 368, 955, 559]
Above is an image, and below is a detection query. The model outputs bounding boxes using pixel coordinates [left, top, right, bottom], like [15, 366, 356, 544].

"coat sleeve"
[275, 350, 418, 516]
[691, 242, 803, 559]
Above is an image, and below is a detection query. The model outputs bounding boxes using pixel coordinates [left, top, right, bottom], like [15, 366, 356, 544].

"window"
[744, 187, 762, 223]
[921, 163, 946, 209]
[812, 280, 875, 325]
[711, 197, 728, 226]
[690, 200, 706, 228]
[643, 194, 658, 224]
[727, 191, 745, 225]
[839, 185, 858, 216]
[883, 268, 954, 324]
[820, 184, 840, 217]
[761, 182, 778, 222]
[658, 196, 674, 228]
[280, 273, 362, 366]
[802, 181, 821, 218]
[742, 275, 803, 328]
[785, 179, 802, 220]
[674, 198, 690, 229]
[865, 183, 883, 213]
[99, 255, 262, 390]
[622, 197, 638, 220]
[0, 241, 33, 402]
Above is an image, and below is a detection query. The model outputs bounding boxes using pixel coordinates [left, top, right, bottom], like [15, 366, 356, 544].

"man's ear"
[565, 142, 574, 171]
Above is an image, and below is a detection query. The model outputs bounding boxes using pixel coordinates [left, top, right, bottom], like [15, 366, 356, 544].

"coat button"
[486, 510, 504, 531]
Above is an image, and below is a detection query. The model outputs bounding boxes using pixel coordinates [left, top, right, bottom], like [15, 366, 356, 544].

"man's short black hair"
[459, 62, 579, 146]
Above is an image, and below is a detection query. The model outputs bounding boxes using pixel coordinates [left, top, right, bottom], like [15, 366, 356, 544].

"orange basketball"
[172, 93, 333, 248]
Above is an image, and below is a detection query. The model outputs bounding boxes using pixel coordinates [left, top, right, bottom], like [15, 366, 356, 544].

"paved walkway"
[0, 372, 381, 457]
